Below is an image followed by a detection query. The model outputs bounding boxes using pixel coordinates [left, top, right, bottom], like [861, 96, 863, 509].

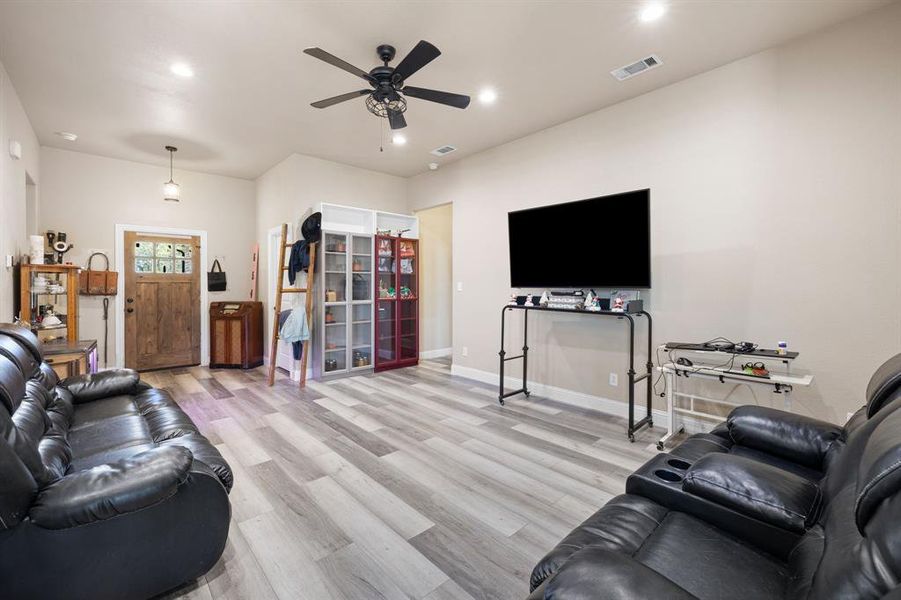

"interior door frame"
[115, 224, 209, 368]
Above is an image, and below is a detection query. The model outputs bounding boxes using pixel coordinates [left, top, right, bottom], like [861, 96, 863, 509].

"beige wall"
[39, 147, 256, 367]
[409, 4, 901, 424]
[0, 60, 40, 321]
[255, 153, 409, 361]
[416, 203, 453, 355]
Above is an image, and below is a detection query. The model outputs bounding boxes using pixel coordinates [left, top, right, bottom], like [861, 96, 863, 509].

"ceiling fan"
[303, 40, 470, 130]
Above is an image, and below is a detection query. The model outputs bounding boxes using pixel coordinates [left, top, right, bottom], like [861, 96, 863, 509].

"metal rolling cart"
[497, 304, 655, 442]
[656, 344, 813, 451]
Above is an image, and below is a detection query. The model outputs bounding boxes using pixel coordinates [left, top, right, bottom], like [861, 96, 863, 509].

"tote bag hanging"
[79, 252, 118, 295]
[208, 259, 227, 292]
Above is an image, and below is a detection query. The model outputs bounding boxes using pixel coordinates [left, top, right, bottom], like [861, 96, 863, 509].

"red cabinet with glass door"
[375, 235, 418, 371]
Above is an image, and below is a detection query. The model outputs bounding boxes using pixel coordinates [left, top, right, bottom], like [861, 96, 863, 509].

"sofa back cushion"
[0, 324, 42, 362]
[798, 406, 901, 599]
[0, 351, 73, 489]
[866, 352, 901, 418]
[0, 336, 39, 379]
[855, 407, 901, 529]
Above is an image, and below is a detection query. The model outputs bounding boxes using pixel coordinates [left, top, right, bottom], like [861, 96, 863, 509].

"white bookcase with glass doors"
[311, 203, 418, 379]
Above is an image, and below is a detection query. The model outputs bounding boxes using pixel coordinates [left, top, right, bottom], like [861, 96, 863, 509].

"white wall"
[39, 147, 256, 366]
[408, 4, 901, 423]
[0, 60, 40, 321]
[416, 203, 453, 356]
[255, 153, 409, 362]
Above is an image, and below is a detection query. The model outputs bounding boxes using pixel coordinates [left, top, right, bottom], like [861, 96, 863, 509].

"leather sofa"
[529, 354, 901, 599]
[0, 323, 233, 600]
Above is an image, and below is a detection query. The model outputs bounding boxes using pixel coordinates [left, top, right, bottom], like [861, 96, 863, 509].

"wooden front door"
[124, 232, 201, 371]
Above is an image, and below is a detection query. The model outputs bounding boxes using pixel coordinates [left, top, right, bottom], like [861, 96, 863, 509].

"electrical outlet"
[457, 281, 463, 292]
[609, 372, 618, 387]
[5, 255, 13, 268]
[462, 346, 468, 357]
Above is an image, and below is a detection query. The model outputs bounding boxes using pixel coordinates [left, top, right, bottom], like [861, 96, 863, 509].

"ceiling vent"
[430, 144, 457, 157]
[610, 55, 663, 81]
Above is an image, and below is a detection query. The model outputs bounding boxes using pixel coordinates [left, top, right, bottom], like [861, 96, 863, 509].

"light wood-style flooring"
[148, 359, 660, 600]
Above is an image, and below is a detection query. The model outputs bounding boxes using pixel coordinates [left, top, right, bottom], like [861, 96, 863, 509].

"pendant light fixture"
[163, 145, 180, 202]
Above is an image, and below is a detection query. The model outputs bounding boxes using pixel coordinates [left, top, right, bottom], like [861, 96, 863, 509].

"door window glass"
[134, 241, 154, 257]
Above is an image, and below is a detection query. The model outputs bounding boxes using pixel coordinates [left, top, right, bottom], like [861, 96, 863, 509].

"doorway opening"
[414, 203, 453, 360]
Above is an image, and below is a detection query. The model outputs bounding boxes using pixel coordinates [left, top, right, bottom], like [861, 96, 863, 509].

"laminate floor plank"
[203, 519, 279, 600]
[307, 475, 450, 599]
[158, 360, 659, 600]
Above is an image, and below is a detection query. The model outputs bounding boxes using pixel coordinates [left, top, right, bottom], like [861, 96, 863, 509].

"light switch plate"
[5, 255, 13, 268]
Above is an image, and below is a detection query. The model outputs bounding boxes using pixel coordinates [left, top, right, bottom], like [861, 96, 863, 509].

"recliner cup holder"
[654, 469, 683, 483]
[667, 458, 692, 470]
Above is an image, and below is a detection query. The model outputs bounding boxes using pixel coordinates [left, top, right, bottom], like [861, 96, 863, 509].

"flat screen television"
[508, 189, 651, 289]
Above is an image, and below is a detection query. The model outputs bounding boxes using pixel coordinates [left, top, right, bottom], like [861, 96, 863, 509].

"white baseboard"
[420, 347, 452, 359]
[450, 364, 712, 436]
[262, 356, 311, 381]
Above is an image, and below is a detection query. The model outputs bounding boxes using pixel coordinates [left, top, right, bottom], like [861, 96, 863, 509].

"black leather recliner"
[0, 324, 233, 600]
[667, 353, 901, 481]
[529, 356, 901, 599]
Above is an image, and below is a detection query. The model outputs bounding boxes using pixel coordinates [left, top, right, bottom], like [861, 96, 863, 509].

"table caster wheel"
[629, 433, 635, 443]
[524, 390, 531, 398]
[656, 442, 665, 451]
[498, 398, 505, 406]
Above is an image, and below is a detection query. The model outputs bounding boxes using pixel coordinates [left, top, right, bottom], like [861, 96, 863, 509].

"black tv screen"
[508, 189, 651, 289]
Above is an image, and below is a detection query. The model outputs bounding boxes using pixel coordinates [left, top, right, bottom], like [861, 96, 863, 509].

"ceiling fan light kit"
[304, 40, 471, 131]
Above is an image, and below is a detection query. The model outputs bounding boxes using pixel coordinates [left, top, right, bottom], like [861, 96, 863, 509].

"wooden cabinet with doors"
[18, 264, 80, 343]
[374, 235, 418, 371]
[124, 232, 201, 371]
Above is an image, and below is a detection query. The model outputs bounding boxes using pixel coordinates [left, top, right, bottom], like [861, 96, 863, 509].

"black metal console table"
[498, 304, 654, 442]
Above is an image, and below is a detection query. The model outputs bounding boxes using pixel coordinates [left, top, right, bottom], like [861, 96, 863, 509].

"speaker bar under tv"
[507, 189, 651, 289]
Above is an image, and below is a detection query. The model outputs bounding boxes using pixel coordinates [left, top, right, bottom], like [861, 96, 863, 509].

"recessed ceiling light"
[54, 131, 78, 141]
[428, 162, 438, 171]
[478, 88, 497, 104]
[170, 62, 194, 78]
[639, 3, 666, 22]
[392, 133, 407, 145]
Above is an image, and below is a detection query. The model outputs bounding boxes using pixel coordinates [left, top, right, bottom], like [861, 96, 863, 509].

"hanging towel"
[288, 240, 310, 285]
[279, 309, 310, 360]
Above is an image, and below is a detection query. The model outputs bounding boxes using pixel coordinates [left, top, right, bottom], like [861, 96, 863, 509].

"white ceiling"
[0, 0, 891, 179]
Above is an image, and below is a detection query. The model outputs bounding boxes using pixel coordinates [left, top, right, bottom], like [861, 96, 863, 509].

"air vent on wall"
[430, 144, 457, 157]
[610, 54, 663, 81]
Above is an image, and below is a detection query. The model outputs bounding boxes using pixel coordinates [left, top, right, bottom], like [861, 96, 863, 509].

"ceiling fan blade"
[303, 47, 376, 85]
[392, 40, 441, 82]
[402, 86, 470, 109]
[310, 89, 371, 109]
[387, 109, 407, 130]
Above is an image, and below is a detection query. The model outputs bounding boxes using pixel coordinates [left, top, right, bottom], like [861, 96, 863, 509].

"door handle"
[126, 298, 134, 303]
[126, 308, 134, 313]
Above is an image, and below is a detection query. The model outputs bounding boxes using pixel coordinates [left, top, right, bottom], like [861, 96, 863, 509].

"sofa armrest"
[542, 547, 696, 599]
[683, 453, 823, 533]
[727, 405, 842, 470]
[29, 446, 193, 529]
[60, 369, 141, 403]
